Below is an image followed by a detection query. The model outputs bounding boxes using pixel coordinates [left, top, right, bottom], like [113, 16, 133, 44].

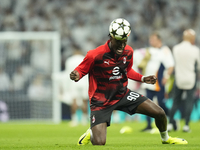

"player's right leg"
[77, 123, 107, 146]
[77, 107, 112, 146]
[77, 128, 91, 146]
[91, 122, 107, 145]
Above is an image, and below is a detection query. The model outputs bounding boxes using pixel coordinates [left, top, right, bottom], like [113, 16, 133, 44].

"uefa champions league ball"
[109, 18, 131, 40]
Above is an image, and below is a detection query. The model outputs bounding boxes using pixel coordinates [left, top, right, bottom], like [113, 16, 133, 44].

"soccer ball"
[109, 18, 131, 40]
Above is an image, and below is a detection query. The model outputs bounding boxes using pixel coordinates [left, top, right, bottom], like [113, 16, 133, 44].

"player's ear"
[108, 33, 113, 40]
[110, 36, 115, 42]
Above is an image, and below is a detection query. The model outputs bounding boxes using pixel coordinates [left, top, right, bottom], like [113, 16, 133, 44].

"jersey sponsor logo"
[112, 66, 120, 75]
[109, 66, 122, 80]
[109, 74, 122, 80]
[104, 60, 110, 65]
[127, 92, 140, 101]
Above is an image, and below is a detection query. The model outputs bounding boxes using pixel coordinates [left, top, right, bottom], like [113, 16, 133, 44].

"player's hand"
[70, 70, 80, 81]
[143, 75, 157, 84]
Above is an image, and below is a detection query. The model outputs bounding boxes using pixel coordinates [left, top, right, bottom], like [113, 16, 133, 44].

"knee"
[155, 107, 166, 120]
[92, 138, 106, 145]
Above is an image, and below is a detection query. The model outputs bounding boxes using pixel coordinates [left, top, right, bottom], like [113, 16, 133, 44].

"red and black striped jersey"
[75, 40, 143, 111]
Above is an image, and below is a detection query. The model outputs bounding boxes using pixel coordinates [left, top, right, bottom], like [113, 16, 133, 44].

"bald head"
[183, 29, 196, 44]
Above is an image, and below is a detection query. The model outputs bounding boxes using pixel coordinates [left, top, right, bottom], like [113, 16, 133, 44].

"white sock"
[160, 131, 169, 141]
[90, 129, 93, 140]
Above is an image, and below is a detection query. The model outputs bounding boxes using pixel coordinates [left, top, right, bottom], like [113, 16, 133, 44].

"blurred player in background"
[134, 32, 174, 132]
[70, 18, 187, 145]
[65, 49, 89, 126]
[168, 29, 200, 132]
[52, 49, 88, 127]
[0, 100, 9, 122]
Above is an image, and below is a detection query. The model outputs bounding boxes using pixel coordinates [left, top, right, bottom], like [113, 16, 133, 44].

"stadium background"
[0, 0, 200, 122]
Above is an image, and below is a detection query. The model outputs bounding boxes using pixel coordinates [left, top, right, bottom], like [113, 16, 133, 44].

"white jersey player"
[133, 32, 174, 131]
[65, 50, 89, 126]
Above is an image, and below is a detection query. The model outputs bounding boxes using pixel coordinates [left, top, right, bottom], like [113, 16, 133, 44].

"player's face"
[110, 38, 127, 55]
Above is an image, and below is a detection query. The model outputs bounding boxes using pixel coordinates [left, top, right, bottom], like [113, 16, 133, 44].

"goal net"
[0, 32, 61, 123]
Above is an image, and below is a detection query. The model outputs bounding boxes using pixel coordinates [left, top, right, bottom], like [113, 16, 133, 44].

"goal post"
[0, 32, 61, 123]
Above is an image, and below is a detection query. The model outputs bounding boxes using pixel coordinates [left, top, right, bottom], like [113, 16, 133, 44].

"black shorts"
[90, 90, 148, 128]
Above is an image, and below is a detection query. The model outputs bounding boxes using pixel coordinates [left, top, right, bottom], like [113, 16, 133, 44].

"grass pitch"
[0, 121, 200, 150]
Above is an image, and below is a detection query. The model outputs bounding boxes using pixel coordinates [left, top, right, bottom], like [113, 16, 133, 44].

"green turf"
[0, 121, 200, 150]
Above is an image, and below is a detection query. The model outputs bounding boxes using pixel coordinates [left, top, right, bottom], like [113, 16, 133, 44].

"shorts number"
[127, 92, 140, 101]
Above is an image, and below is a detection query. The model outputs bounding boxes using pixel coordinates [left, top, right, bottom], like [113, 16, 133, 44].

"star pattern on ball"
[121, 32, 128, 39]
[118, 22, 125, 30]
[109, 19, 131, 40]
[111, 28, 117, 37]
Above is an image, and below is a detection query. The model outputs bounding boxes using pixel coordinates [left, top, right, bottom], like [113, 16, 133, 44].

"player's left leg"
[136, 99, 188, 144]
[136, 99, 167, 132]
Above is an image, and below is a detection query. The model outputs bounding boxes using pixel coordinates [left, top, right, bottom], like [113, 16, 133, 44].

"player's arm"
[70, 70, 80, 81]
[127, 50, 142, 82]
[127, 51, 157, 84]
[70, 51, 94, 82]
[142, 75, 157, 84]
[127, 67, 157, 84]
